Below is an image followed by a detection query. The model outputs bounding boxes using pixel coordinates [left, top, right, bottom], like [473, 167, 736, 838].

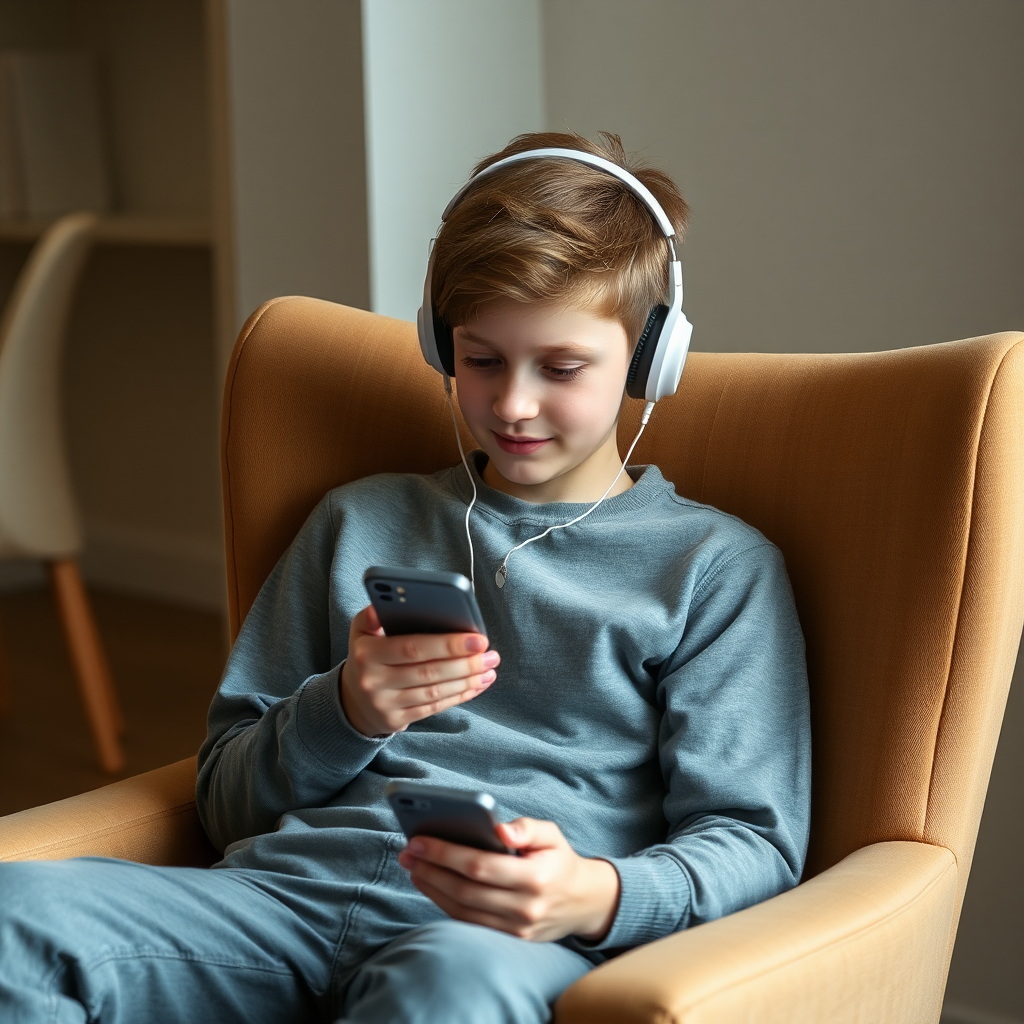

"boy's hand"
[340, 605, 499, 737]
[397, 818, 620, 944]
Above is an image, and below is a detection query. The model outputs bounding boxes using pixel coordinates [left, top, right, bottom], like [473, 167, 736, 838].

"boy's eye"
[459, 356, 586, 381]
[546, 365, 586, 381]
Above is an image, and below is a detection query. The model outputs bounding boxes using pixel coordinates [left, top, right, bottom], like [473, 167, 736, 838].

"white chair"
[0, 213, 124, 773]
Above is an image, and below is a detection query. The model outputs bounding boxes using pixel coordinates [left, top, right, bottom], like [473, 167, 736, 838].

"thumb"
[497, 817, 562, 852]
[353, 603, 384, 637]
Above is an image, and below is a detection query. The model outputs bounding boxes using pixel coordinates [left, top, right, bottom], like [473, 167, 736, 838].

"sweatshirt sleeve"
[196, 494, 388, 852]
[586, 542, 811, 951]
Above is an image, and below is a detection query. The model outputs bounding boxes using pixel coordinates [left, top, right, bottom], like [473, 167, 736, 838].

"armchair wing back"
[223, 298, 1024, 939]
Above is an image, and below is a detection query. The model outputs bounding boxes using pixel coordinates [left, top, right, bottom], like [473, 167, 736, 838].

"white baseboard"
[80, 519, 226, 612]
[943, 1002, 1024, 1024]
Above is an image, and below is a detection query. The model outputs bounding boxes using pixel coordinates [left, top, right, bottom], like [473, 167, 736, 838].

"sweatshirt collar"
[444, 450, 671, 527]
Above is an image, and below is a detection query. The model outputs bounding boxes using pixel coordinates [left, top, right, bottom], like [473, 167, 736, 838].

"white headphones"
[416, 147, 693, 403]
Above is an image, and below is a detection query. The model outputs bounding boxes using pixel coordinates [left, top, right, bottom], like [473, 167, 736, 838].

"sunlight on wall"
[362, 0, 544, 323]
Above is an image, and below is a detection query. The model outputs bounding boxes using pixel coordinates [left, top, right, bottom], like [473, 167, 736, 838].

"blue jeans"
[0, 858, 592, 1023]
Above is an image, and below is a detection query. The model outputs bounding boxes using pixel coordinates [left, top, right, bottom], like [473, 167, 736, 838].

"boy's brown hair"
[431, 130, 690, 346]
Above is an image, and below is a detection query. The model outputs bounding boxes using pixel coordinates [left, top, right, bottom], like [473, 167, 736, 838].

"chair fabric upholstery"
[3, 296, 1022, 1022]
[557, 840, 959, 1024]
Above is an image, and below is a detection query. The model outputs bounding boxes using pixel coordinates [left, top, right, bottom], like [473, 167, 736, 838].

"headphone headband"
[442, 147, 677, 241]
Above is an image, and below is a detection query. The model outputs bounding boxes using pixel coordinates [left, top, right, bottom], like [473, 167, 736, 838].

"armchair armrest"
[556, 841, 957, 1024]
[0, 757, 218, 867]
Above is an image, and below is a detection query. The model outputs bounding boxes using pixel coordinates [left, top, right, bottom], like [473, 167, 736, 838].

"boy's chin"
[488, 456, 556, 486]
[485, 448, 575, 489]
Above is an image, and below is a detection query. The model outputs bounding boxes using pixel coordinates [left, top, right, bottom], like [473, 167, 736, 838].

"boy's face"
[452, 301, 632, 502]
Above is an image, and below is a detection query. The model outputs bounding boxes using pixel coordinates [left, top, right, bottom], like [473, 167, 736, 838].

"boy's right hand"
[340, 605, 499, 737]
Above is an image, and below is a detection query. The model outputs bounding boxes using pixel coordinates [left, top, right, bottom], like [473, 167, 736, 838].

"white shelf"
[0, 214, 211, 247]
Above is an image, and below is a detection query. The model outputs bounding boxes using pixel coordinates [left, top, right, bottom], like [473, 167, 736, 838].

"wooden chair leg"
[48, 559, 125, 773]
[51, 565, 125, 736]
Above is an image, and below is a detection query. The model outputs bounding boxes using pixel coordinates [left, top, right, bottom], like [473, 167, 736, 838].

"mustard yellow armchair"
[3, 299, 1022, 1024]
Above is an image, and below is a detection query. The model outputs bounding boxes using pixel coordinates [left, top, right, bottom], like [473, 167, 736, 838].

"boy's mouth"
[492, 430, 552, 455]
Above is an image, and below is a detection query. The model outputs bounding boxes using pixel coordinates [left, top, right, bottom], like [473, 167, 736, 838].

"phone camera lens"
[379, 594, 393, 602]
[374, 582, 392, 592]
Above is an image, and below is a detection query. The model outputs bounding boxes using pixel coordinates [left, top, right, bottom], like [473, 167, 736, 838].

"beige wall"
[542, 3, 1024, 1020]
[211, 0, 369, 361]
[361, 0, 543, 322]
[543, 0, 1024, 355]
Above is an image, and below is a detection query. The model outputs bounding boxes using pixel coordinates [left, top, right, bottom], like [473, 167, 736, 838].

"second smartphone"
[385, 781, 513, 855]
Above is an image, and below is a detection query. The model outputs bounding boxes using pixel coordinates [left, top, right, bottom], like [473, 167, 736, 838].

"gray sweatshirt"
[197, 453, 810, 957]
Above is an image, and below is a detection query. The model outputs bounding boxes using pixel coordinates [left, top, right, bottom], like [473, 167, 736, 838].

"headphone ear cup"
[432, 305, 456, 376]
[626, 305, 669, 400]
[649, 310, 693, 402]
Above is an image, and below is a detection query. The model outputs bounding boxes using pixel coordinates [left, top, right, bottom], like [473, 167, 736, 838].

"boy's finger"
[351, 604, 385, 637]
[398, 681, 493, 725]
[391, 671, 496, 709]
[374, 631, 489, 666]
[404, 855, 531, 913]
[365, 603, 383, 634]
[406, 874, 514, 935]
[387, 651, 499, 691]
[404, 835, 530, 889]
[497, 818, 563, 852]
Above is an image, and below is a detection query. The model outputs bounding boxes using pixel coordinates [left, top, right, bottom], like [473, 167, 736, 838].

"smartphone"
[363, 566, 487, 637]
[385, 781, 513, 855]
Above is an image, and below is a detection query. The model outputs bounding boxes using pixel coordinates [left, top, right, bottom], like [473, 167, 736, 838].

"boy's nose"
[492, 379, 540, 424]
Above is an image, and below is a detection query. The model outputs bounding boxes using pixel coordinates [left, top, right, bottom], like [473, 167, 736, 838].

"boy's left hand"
[397, 818, 620, 944]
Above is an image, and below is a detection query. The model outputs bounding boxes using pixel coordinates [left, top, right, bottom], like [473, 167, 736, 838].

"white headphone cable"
[444, 374, 478, 590]
[494, 400, 655, 589]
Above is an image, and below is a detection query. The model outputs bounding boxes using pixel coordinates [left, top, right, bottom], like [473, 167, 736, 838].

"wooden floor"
[0, 587, 227, 817]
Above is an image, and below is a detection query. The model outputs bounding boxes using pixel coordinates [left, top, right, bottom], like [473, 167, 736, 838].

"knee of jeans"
[387, 921, 520, 981]
[343, 920, 592, 1021]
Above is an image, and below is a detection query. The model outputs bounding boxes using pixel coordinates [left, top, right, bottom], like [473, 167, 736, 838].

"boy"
[0, 131, 810, 1023]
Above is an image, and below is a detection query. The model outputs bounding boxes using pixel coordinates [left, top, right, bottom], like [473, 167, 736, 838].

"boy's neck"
[481, 429, 634, 504]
